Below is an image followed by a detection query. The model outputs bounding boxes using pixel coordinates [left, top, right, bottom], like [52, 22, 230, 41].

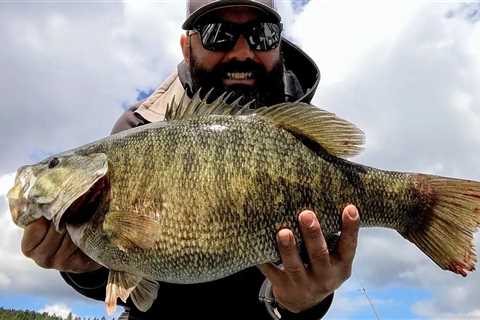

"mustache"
[214, 59, 266, 77]
[189, 53, 286, 108]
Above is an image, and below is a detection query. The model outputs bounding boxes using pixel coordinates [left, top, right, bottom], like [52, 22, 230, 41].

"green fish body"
[8, 94, 480, 313]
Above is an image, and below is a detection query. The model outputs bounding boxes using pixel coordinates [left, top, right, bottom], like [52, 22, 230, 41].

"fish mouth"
[9, 198, 30, 226]
[60, 175, 110, 227]
[8, 166, 41, 228]
[8, 174, 109, 230]
[8, 183, 21, 221]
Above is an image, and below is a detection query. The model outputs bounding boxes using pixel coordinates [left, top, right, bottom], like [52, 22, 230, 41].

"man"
[20, 1, 360, 319]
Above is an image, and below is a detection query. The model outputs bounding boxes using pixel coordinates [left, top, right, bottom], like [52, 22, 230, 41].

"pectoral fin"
[105, 270, 160, 315]
[103, 211, 162, 251]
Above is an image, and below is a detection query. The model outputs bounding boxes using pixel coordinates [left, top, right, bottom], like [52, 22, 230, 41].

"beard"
[189, 54, 285, 109]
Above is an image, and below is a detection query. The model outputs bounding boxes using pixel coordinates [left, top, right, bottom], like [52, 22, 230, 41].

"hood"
[178, 37, 320, 104]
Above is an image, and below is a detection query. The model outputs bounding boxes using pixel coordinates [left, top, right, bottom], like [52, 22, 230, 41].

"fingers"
[337, 204, 360, 266]
[55, 233, 92, 272]
[24, 221, 66, 268]
[258, 227, 309, 287]
[56, 232, 81, 261]
[21, 218, 50, 255]
[298, 211, 330, 273]
[257, 263, 283, 284]
[276, 228, 307, 283]
[21, 218, 101, 273]
[257, 207, 360, 314]
[64, 247, 102, 273]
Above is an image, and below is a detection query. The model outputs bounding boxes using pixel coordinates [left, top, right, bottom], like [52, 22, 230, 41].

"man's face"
[180, 7, 285, 107]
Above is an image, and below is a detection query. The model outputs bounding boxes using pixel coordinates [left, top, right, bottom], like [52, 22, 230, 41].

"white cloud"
[325, 285, 393, 319]
[39, 304, 76, 319]
[0, 273, 11, 289]
[413, 301, 480, 319]
[290, 0, 431, 86]
[325, 295, 371, 319]
[404, 235, 480, 317]
[0, 173, 16, 195]
[0, 2, 184, 175]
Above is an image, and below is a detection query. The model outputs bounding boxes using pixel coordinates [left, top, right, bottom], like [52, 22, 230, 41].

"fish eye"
[48, 157, 60, 169]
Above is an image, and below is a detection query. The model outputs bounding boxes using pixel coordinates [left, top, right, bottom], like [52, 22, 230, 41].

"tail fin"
[404, 175, 480, 276]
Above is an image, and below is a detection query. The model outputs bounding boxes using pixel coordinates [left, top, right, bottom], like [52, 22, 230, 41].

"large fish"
[7, 93, 480, 314]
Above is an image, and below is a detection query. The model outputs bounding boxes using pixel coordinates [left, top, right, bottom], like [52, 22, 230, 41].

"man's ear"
[180, 33, 190, 66]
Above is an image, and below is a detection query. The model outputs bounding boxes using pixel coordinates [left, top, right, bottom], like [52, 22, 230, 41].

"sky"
[0, 0, 480, 319]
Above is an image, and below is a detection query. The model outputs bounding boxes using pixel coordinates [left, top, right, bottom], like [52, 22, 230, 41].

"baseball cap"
[182, 0, 281, 30]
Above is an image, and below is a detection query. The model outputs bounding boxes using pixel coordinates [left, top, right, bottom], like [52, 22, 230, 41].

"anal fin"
[131, 278, 160, 312]
[105, 270, 159, 315]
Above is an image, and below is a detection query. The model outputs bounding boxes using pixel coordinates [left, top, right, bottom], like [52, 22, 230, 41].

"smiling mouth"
[225, 72, 254, 81]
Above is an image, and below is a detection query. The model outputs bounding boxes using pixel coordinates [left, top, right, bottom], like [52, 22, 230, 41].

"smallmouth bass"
[7, 93, 480, 314]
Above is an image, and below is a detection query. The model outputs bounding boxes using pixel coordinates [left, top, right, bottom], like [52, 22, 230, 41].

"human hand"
[258, 205, 360, 313]
[21, 217, 101, 273]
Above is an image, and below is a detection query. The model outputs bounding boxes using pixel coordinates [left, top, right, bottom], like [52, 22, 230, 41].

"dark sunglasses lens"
[197, 23, 237, 51]
[195, 22, 282, 52]
[247, 22, 282, 51]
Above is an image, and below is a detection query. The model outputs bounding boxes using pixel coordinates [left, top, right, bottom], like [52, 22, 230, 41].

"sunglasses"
[192, 20, 283, 52]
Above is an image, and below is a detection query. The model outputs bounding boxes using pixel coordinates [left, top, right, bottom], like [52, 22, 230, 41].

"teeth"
[226, 72, 253, 80]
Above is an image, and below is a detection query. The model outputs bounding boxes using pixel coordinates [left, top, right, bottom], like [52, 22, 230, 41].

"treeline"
[0, 307, 113, 320]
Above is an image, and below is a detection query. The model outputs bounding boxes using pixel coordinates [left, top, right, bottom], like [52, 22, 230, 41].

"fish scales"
[90, 116, 325, 282]
[8, 96, 480, 313]
[77, 116, 415, 282]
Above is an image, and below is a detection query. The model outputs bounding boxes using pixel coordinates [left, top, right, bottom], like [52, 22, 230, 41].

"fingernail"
[347, 205, 358, 219]
[300, 211, 315, 228]
[278, 229, 293, 247]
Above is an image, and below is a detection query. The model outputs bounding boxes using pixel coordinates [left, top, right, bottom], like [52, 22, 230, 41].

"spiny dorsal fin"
[165, 90, 364, 158]
[165, 89, 252, 121]
[255, 103, 365, 158]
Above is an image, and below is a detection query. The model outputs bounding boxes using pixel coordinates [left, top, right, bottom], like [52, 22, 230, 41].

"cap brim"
[182, 0, 281, 29]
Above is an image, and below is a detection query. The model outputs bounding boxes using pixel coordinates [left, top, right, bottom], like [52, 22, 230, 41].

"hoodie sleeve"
[111, 102, 149, 134]
[60, 268, 110, 302]
[277, 293, 334, 320]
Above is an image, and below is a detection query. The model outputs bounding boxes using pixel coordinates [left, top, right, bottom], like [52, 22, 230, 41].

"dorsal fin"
[255, 102, 365, 158]
[165, 90, 364, 158]
[165, 89, 253, 121]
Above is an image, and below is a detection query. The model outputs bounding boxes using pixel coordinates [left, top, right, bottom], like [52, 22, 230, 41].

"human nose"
[225, 34, 255, 61]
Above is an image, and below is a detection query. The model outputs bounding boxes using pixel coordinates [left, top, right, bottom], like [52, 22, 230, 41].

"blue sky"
[1, 1, 480, 319]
